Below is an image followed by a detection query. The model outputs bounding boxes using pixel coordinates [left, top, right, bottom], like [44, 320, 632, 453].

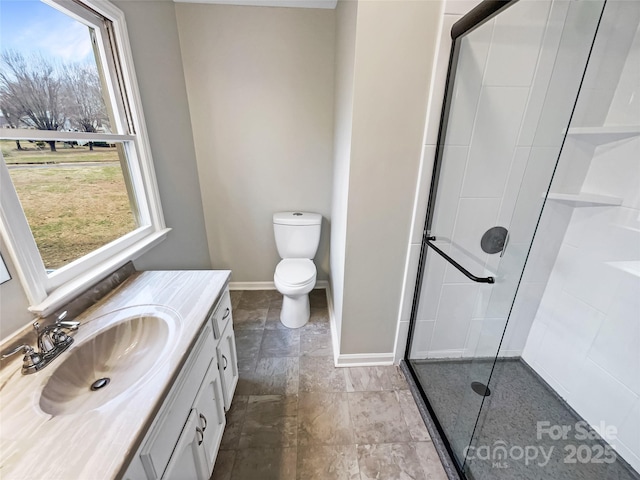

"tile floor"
[212, 289, 448, 480]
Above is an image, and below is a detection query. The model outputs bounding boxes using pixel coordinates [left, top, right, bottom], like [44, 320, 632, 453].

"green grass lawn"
[8, 164, 137, 269]
[1, 140, 119, 164]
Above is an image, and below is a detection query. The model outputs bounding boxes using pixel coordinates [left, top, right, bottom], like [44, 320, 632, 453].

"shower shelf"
[546, 193, 623, 207]
[566, 125, 640, 145]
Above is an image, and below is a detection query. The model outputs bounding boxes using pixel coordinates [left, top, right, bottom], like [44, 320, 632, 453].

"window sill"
[28, 228, 171, 317]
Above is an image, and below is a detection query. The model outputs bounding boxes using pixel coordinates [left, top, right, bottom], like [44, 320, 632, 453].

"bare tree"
[0, 51, 66, 151]
[0, 99, 24, 150]
[62, 64, 109, 150]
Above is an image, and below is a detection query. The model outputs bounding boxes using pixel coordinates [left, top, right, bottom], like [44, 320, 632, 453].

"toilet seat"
[274, 259, 316, 287]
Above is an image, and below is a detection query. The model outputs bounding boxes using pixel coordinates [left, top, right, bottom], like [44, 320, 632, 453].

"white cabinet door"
[217, 324, 239, 411]
[194, 361, 226, 474]
[162, 409, 209, 480]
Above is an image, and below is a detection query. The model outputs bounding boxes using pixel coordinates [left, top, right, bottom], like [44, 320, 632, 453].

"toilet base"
[280, 294, 310, 329]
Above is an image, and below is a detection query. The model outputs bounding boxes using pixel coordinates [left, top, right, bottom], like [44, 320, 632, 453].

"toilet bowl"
[273, 212, 322, 329]
[274, 259, 317, 328]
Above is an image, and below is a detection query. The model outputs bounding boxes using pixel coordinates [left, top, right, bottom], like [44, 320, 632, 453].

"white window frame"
[0, 0, 170, 317]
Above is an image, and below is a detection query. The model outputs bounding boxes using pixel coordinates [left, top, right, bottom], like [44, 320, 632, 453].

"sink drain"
[471, 381, 491, 397]
[90, 377, 110, 391]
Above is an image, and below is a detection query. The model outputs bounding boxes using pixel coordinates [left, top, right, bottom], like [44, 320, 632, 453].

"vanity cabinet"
[124, 288, 237, 480]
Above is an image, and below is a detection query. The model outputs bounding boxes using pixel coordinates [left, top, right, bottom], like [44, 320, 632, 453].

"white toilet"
[273, 212, 322, 329]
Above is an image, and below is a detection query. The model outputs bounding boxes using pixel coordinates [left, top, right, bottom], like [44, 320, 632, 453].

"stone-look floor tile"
[239, 395, 298, 449]
[348, 391, 413, 444]
[260, 329, 301, 357]
[265, 306, 288, 330]
[237, 290, 273, 309]
[396, 390, 431, 442]
[345, 367, 388, 392]
[231, 447, 296, 480]
[233, 308, 268, 330]
[270, 292, 283, 308]
[388, 366, 410, 390]
[301, 308, 331, 335]
[234, 329, 263, 359]
[299, 356, 347, 393]
[255, 357, 299, 395]
[297, 444, 360, 480]
[235, 357, 260, 396]
[300, 333, 333, 357]
[230, 291, 243, 311]
[298, 392, 354, 446]
[358, 443, 432, 480]
[414, 442, 448, 480]
[220, 395, 249, 450]
[309, 289, 328, 308]
[212, 449, 235, 480]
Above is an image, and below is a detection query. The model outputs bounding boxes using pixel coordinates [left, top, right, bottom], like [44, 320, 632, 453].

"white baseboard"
[228, 280, 329, 291]
[335, 352, 395, 367]
[228, 281, 276, 290]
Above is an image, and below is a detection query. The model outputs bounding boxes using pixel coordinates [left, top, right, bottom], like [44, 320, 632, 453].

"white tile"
[409, 320, 435, 358]
[431, 315, 473, 352]
[516, 0, 570, 146]
[483, 0, 551, 87]
[430, 146, 469, 240]
[615, 399, 640, 473]
[411, 146, 436, 244]
[521, 317, 548, 362]
[587, 276, 640, 395]
[416, 246, 448, 321]
[446, 19, 494, 146]
[425, 15, 460, 146]
[496, 147, 530, 228]
[437, 283, 479, 320]
[460, 86, 529, 198]
[569, 359, 639, 448]
[503, 281, 546, 353]
[464, 318, 507, 358]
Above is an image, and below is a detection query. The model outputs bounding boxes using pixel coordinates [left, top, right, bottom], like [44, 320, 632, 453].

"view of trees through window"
[0, 0, 137, 271]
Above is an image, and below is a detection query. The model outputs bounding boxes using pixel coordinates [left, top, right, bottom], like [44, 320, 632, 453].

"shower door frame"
[402, 1, 522, 477]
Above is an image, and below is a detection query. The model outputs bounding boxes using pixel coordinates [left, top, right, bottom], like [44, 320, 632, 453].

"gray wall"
[0, 239, 35, 340]
[330, 0, 357, 345]
[331, 0, 442, 356]
[175, 4, 335, 283]
[113, 0, 212, 271]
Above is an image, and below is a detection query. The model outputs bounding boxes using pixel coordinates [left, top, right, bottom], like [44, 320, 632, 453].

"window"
[0, 0, 168, 315]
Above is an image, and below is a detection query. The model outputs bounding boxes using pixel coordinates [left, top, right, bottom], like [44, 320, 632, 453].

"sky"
[0, 0, 94, 64]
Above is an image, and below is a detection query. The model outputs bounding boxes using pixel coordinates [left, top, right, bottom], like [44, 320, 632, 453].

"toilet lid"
[275, 259, 316, 286]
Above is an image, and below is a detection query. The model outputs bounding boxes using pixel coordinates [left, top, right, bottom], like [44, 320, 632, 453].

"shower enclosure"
[404, 0, 640, 479]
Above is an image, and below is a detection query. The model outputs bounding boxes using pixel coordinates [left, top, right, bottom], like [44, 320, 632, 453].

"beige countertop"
[0, 270, 231, 480]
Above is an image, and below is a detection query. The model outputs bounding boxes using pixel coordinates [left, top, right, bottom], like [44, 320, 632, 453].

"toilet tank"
[273, 212, 322, 259]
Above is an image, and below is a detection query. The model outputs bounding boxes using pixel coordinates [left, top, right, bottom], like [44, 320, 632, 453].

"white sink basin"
[39, 308, 179, 416]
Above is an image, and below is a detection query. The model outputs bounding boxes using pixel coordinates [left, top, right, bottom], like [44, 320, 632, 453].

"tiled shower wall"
[522, 3, 640, 470]
[407, 0, 602, 359]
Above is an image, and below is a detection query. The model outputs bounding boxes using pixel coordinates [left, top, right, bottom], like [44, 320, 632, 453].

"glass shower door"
[406, 0, 606, 472]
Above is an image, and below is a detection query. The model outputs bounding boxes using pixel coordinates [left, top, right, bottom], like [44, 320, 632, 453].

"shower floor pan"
[411, 358, 640, 480]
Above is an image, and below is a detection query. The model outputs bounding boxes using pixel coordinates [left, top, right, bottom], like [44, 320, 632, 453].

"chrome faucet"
[1, 311, 79, 374]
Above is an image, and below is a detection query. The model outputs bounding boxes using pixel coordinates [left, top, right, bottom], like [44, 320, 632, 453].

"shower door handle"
[425, 237, 495, 284]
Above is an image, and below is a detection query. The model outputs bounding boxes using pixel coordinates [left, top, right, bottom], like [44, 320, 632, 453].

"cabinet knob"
[222, 308, 230, 320]
[222, 355, 228, 370]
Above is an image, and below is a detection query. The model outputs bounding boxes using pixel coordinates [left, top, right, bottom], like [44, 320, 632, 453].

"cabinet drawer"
[209, 290, 232, 339]
[140, 325, 215, 479]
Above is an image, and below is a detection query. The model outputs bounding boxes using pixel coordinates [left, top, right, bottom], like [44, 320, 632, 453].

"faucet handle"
[55, 311, 79, 330]
[2, 344, 35, 360]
